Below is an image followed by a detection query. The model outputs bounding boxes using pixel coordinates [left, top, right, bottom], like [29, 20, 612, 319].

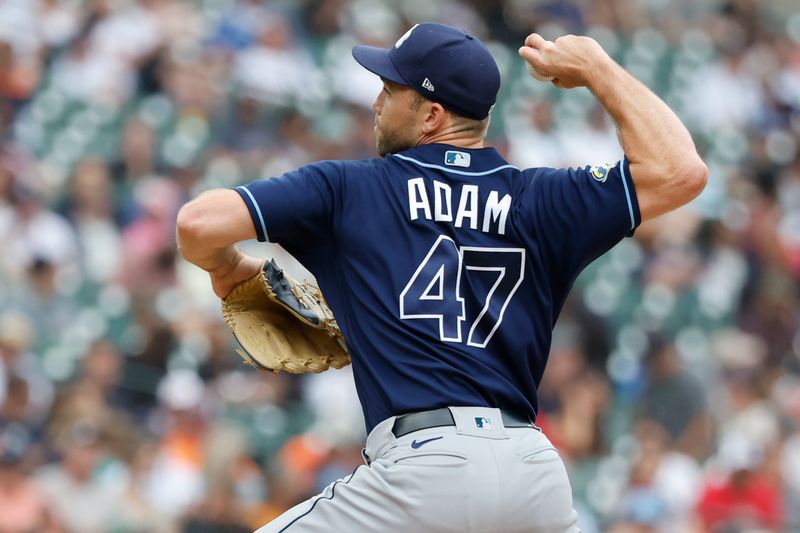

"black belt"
[392, 407, 534, 438]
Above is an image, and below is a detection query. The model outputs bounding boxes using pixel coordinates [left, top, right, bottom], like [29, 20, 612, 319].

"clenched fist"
[518, 34, 615, 89]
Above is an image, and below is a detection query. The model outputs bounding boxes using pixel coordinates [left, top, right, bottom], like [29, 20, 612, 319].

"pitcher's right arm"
[519, 33, 708, 221]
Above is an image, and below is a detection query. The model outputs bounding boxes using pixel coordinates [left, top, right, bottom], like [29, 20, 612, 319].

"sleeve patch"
[589, 163, 614, 183]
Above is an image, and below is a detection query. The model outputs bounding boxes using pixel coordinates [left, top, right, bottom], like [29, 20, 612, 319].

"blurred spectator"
[0, 376, 29, 426]
[0, 179, 78, 283]
[637, 337, 711, 459]
[542, 370, 609, 460]
[63, 158, 122, 283]
[13, 258, 77, 353]
[0, 424, 58, 533]
[182, 424, 262, 533]
[89, 0, 162, 68]
[114, 119, 158, 188]
[684, 40, 766, 135]
[233, 13, 323, 106]
[0, 311, 54, 424]
[112, 441, 177, 533]
[696, 434, 784, 531]
[0, 0, 49, 107]
[143, 369, 208, 517]
[39, 0, 81, 51]
[49, 0, 162, 106]
[35, 419, 122, 533]
[713, 329, 781, 453]
[609, 421, 702, 533]
[252, 432, 333, 524]
[561, 103, 622, 167]
[0, 40, 40, 106]
[54, 340, 129, 417]
[302, 366, 364, 446]
[0, 152, 14, 209]
[507, 98, 568, 169]
[117, 177, 181, 296]
[780, 378, 800, 530]
[2, 257, 77, 354]
[49, 30, 134, 106]
[216, 95, 274, 153]
[116, 319, 176, 416]
[181, 480, 251, 533]
[537, 320, 590, 413]
[210, 0, 275, 52]
[326, 30, 386, 109]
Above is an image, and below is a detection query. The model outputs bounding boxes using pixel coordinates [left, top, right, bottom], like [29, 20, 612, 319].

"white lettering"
[454, 184, 479, 230]
[408, 177, 431, 221]
[406, 179, 512, 235]
[482, 191, 512, 235]
[433, 181, 452, 222]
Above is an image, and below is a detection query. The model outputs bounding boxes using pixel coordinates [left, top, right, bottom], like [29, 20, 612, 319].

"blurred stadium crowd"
[0, 0, 799, 531]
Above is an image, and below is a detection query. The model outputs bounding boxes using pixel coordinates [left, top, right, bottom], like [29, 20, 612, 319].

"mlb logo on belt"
[445, 150, 471, 168]
[474, 416, 492, 430]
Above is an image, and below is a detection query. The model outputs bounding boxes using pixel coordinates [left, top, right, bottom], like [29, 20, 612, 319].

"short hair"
[453, 113, 490, 137]
[408, 90, 426, 111]
[409, 91, 490, 136]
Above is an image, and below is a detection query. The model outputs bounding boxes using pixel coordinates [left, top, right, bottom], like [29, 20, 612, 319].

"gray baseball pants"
[256, 406, 580, 532]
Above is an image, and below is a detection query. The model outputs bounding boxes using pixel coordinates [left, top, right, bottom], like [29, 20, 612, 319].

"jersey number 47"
[399, 235, 525, 348]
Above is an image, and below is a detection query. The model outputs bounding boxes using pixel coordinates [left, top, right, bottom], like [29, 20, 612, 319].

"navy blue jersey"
[235, 143, 640, 431]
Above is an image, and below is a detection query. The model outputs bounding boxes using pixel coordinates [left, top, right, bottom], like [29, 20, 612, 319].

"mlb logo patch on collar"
[445, 150, 471, 168]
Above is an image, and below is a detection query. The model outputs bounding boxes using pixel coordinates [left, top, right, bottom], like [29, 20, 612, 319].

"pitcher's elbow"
[176, 202, 197, 238]
[176, 200, 208, 255]
[684, 158, 708, 199]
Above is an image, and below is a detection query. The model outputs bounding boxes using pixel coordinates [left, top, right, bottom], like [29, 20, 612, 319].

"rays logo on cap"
[395, 24, 419, 48]
[445, 150, 470, 167]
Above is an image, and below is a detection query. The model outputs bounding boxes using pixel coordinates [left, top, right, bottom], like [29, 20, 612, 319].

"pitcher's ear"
[421, 102, 448, 134]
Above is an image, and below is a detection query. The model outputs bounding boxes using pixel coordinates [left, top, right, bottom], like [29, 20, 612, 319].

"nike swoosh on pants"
[410, 436, 444, 449]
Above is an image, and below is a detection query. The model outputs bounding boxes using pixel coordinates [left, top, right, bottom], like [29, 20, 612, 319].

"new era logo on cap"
[422, 78, 435, 92]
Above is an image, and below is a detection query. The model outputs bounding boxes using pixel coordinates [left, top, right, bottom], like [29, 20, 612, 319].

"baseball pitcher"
[177, 22, 707, 532]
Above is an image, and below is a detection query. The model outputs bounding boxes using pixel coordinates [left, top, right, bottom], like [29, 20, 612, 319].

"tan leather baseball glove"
[221, 259, 350, 374]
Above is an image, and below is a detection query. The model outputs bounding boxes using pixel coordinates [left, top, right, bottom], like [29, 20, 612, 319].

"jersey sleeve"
[523, 158, 641, 279]
[233, 160, 344, 251]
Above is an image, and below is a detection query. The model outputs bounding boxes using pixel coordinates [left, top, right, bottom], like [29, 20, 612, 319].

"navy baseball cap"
[352, 23, 500, 120]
